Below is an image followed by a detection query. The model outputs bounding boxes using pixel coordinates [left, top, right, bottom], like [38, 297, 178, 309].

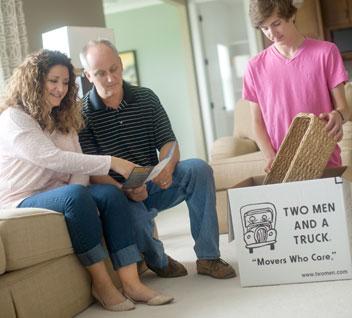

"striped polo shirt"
[79, 82, 176, 182]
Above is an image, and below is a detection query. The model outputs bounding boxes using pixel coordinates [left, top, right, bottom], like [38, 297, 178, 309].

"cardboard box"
[227, 167, 352, 287]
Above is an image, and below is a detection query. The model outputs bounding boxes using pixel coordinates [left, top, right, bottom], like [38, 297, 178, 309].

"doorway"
[188, 0, 259, 143]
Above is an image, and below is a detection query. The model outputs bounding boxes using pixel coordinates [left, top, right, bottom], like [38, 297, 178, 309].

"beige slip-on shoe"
[92, 288, 135, 311]
[125, 293, 174, 306]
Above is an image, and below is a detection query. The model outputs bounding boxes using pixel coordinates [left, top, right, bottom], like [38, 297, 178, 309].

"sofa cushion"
[233, 99, 256, 140]
[215, 190, 230, 234]
[210, 136, 258, 162]
[340, 122, 352, 166]
[0, 208, 73, 271]
[0, 288, 16, 318]
[0, 254, 91, 318]
[211, 151, 265, 189]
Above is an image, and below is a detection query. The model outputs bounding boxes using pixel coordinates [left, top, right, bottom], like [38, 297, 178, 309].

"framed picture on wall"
[120, 50, 140, 86]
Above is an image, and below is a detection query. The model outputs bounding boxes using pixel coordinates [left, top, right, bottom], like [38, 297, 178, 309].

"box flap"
[320, 166, 352, 182]
[233, 175, 265, 189]
[227, 199, 234, 242]
[341, 166, 352, 182]
[232, 167, 352, 190]
[321, 166, 347, 179]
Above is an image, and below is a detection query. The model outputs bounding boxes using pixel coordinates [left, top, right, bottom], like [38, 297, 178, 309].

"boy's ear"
[292, 14, 296, 24]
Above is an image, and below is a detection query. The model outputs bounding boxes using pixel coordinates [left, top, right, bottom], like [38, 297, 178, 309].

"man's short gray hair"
[80, 39, 119, 70]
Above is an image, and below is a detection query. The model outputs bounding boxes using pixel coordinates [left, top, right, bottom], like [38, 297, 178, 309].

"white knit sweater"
[0, 107, 111, 209]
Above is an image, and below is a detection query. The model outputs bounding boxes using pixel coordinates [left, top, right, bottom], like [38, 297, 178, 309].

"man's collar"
[88, 86, 106, 111]
[88, 81, 135, 111]
[123, 81, 135, 103]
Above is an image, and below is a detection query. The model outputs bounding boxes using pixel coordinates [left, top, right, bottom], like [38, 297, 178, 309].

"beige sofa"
[0, 208, 146, 318]
[211, 83, 352, 234]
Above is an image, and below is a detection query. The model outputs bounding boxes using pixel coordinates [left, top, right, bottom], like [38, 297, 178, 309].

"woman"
[0, 49, 173, 311]
[244, 0, 350, 172]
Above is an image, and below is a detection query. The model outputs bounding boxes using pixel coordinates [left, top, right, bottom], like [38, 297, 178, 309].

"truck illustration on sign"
[240, 203, 277, 254]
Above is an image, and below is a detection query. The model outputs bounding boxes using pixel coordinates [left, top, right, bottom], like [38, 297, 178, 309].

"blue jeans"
[18, 184, 141, 270]
[129, 159, 220, 268]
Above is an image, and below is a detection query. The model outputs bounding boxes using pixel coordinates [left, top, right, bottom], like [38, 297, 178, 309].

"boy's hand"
[265, 157, 275, 173]
[319, 111, 343, 142]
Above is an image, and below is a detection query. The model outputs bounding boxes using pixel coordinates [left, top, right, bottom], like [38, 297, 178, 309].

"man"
[78, 40, 236, 279]
[245, 0, 349, 173]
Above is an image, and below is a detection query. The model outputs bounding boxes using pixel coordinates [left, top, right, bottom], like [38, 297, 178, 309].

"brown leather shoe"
[196, 258, 236, 279]
[147, 256, 188, 278]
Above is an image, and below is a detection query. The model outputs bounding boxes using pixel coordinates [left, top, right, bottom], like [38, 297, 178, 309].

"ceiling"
[103, 0, 163, 14]
[102, 0, 245, 14]
[103, 0, 304, 14]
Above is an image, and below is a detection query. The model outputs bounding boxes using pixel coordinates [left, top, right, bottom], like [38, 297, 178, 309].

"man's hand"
[153, 164, 173, 190]
[319, 110, 343, 142]
[152, 142, 179, 190]
[124, 185, 148, 202]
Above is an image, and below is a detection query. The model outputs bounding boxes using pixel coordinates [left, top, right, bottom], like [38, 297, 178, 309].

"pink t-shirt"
[243, 38, 348, 166]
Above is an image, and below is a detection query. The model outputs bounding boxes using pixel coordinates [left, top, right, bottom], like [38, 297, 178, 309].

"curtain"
[0, 0, 28, 89]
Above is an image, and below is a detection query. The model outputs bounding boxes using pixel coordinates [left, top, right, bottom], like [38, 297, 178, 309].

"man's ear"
[118, 56, 123, 69]
[84, 70, 93, 83]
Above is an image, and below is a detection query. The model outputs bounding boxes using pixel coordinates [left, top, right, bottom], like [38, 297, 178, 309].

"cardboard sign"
[228, 170, 352, 287]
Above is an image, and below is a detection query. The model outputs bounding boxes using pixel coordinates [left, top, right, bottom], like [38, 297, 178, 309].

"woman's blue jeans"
[18, 184, 141, 269]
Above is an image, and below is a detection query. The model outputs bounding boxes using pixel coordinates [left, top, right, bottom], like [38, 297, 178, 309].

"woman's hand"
[319, 110, 343, 142]
[110, 157, 136, 179]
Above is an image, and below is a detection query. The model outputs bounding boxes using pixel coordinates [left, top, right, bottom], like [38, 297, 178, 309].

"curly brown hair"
[249, 0, 297, 28]
[1, 49, 84, 134]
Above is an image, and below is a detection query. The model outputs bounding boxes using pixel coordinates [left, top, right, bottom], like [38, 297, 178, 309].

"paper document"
[145, 142, 176, 182]
[122, 142, 177, 189]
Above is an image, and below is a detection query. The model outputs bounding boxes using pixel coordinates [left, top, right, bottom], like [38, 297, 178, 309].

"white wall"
[22, 0, 105, 52]
[105, 3, 206, 160]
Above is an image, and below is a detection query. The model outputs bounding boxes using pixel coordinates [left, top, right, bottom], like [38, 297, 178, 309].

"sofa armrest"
[0, 209, 73, 271]
[210, 136, 258, 162]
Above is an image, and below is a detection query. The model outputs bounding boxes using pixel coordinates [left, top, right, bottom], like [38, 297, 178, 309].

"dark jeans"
[18, 184, 141, 269]
[128, 159, 220, 268]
